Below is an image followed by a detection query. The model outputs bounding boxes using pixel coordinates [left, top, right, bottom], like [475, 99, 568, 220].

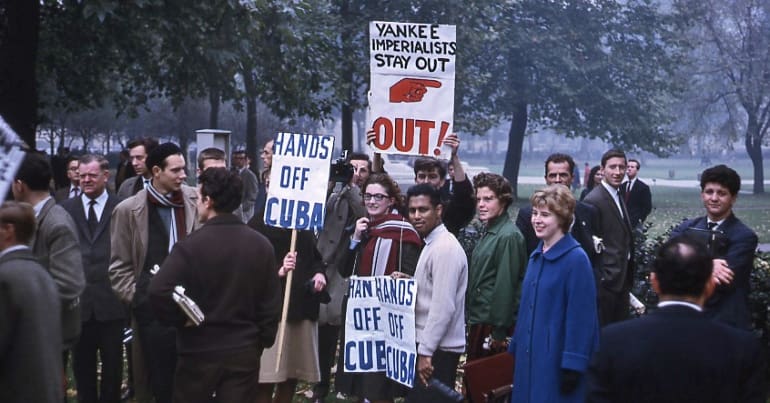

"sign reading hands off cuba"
[343, 276, 418, 388]
[263, 132, 334, 231]
[369, 21, 456, 158]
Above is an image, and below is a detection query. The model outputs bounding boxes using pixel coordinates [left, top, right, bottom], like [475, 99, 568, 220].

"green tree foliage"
[674, 0, 769, 194]
[457, 0, 683, 198]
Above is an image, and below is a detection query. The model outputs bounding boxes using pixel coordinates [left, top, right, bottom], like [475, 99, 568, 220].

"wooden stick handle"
[274, 229, 298, 372]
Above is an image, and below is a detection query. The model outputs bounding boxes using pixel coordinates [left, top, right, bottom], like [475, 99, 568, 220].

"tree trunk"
[0, 0, 40, 148]
[208, 90, 220, 129]
[745, 121, 765, 194]
[243, 71, 258, 173]
[503, 102, 528, 200]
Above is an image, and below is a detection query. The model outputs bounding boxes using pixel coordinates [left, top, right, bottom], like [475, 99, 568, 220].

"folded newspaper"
[173, 286, 205, 326]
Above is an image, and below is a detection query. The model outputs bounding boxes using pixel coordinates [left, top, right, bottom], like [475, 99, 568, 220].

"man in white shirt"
[403, 183, 467, 402]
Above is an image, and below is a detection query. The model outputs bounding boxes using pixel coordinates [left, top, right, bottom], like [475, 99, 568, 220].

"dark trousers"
[172, 346, 262, 403]
[137, 321, 177, 403]
[73, 318, 124, 403]
[597, 286, 630, 327]
[313, 324, 340, 398]
[405, 349, 461, 403]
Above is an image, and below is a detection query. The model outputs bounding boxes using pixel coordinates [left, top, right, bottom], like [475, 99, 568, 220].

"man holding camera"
[311, 152, 369, 403]
[669, 165, 758, 330]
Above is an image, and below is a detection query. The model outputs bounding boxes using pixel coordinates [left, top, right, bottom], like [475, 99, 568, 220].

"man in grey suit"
[12, 151, 85, 349]
[232, 149, 258, 222]
[61, 154, 125, 403]
[583, 149, 634, 326]
[0, 202, 64, 403]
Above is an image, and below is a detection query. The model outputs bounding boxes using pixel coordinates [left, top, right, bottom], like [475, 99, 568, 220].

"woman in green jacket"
[466, 173, 527, 361]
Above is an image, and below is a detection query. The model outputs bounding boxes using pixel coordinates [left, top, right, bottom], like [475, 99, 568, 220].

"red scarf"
[357, 213, 422, 276]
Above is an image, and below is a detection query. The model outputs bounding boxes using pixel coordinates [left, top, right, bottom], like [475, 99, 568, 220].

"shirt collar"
[0, 244, 29, 259]
[423, 223, 448, 245]
[658, 300, 702, 312]
[81, 189, 109, 204]
[33, 196, 52, 218]
[601, 179, 619, 195]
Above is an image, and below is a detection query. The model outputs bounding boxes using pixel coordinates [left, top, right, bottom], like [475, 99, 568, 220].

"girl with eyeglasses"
[335, 173, 422, 403]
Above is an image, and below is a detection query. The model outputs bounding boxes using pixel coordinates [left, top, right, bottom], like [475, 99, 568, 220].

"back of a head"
[198, 168, 243, 214]
[0, 201, 37, 245]
[16, 151, 52, 191]
[653, 236, 713, 298]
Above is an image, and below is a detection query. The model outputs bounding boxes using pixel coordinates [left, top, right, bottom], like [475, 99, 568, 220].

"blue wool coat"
[509, 233, 599, 403]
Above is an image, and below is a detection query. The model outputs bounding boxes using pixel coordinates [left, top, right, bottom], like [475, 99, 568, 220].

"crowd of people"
[0, 134, 766, 403]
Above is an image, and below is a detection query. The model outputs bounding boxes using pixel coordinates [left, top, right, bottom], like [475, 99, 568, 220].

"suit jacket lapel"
[91, 195, 118, 241]
[600, 185, 632, 233]
[71, 198, 94, 243]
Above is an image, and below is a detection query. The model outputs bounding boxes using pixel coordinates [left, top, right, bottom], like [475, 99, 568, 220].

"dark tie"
[624, 182, 631, 203]
[71, 187, 80, 198]
[88, 199, 99, 235]
[707, 221, 718, 230]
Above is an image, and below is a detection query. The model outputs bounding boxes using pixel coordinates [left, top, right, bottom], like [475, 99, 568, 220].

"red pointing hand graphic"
[389, 78, 442, 103]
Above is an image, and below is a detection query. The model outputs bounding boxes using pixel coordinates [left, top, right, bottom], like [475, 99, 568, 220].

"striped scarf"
[357, 213, 422, 276]
[146, 183, 186, 252]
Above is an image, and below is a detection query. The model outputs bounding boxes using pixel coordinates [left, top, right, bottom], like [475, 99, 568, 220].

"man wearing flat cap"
[109, 142, 200, 403]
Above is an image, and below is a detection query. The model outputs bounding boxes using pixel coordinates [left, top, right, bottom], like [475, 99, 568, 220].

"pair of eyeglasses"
[363, 193, 389, 202]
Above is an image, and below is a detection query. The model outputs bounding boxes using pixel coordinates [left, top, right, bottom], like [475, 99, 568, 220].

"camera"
[330, 150, 354, 183]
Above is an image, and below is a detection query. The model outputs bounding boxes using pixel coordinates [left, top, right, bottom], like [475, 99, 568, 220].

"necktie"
[71, 187, 80, 198]
[624, 182, 631, 203]
[707, 221, 718, 230]
[88, 199, 99, 235]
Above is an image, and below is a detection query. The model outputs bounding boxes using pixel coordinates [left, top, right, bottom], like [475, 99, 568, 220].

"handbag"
[463, 352, 514, 403]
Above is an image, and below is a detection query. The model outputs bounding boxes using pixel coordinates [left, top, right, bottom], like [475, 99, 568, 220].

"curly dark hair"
[700, 164, 740, 196]
[472, 172, 513, 210]
[198, 168, 243, 214]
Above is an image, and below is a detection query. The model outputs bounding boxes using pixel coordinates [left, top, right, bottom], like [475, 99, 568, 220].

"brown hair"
[0, 201, 37, 244]
[473, 172, 514, 210]
[362, 173, 404, 214]
[530, 185, 576, 233]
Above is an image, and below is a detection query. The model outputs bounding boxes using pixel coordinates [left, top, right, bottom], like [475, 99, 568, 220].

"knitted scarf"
[146, 183, 186, 252]
[357, 213, 422, 276]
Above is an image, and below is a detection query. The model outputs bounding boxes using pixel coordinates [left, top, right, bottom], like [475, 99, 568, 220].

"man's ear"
[152, 165, 161, 177]
[436, 203, 444, 218]
[702, 276, 716, 300]
[650, 272, 661, 295]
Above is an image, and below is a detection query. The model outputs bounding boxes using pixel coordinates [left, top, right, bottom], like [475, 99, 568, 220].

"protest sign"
[263, 132, 334, 231]
[369, 21, 456, 158]
[0, 116, 26, 199]
[343, 276, 418, 388]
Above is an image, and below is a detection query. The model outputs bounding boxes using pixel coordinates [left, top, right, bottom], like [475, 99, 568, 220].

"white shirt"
[658, 300, 702, 312]
[0, 244, 29, 259]
[601, 180, 624, 217]
[80, 190, 109, 221]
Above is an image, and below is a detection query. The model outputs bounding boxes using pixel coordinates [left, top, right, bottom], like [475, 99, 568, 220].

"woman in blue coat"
[509, 185, 599, 403]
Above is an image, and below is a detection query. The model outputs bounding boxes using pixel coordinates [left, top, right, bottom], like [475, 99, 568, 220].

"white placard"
[369, 21, 456, 158]
[343, 276, 418, 388]
[263, 132, 334, 231]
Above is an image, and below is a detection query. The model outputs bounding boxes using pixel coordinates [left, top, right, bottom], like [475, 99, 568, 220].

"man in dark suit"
[583, 149, 634, 326]
[149, 167, 281, 402]
[0, 202, 64, 403]
[620, 158, 652, 229]
[587, 236, 766, 403]
[516, 153, 599, 267]
[54, 156, 82, 202]
[669, 164, 758, 330]
[61, 154, 126, 403]
[117, 137, 159, 200]
[231, 149, 259, 223]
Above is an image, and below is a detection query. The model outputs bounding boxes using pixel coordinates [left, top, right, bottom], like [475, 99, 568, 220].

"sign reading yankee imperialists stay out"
[369, 21, 456, 158]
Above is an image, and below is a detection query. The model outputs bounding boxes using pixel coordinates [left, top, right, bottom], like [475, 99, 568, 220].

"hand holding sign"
[389, 78, 442, 103]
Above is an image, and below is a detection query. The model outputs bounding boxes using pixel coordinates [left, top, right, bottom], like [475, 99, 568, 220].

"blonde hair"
[530, 185, 575, 233]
